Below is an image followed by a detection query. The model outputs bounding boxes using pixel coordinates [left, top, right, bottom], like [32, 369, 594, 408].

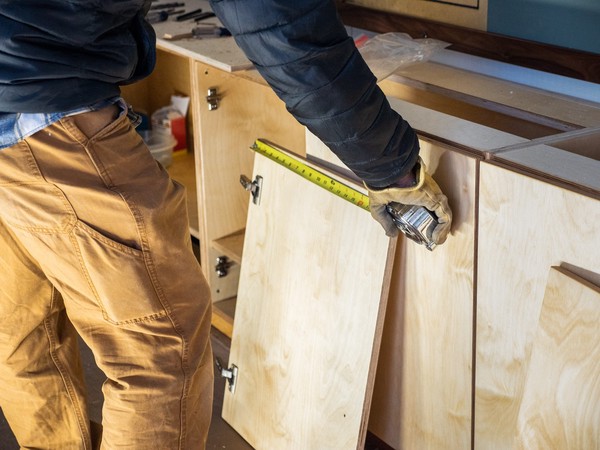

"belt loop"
[126, 104, 142, 129]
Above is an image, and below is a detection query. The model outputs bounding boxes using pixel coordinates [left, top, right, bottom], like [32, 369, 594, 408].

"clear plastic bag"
[358, 33, 450, 81]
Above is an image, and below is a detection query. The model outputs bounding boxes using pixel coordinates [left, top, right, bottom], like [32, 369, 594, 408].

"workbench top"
[152, 0, 251, 71]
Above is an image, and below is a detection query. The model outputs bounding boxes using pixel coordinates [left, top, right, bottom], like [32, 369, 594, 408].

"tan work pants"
[0, 107, 213, 449]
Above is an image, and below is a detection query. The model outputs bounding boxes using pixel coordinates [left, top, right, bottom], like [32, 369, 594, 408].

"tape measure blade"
[252, 139, 370, 211]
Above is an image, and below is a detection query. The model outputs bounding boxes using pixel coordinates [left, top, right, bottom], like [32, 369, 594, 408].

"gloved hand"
[366, 157, 452, 244]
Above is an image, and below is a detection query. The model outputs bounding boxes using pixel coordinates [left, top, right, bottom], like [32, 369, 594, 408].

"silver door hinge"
[206, 88, 220, 110]
[215, 357, 238, 393]
[215, 256, 233, 278]
[240, 174, 262, 205]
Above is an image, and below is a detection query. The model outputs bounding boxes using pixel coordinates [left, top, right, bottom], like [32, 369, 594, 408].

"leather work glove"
[366, 158, 452, 245]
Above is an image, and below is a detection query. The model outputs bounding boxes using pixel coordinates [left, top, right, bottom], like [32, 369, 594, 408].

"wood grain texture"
[167, 151, 199, 238]
[369, 141, 477, 449]
[223, 148, 394, 450]
[337, 2, 600, 83]
[379, 77, 563, 140]
[191, 62, 304, 301]
[515, 266, 600, 450]
[476, 162, 600, 449]
[385, 63, 600, 130]
[493, 143, 600, 199]
[346, 0, 487, 30]
[306, 130, 477, 449]
[385, 97, 524, 155]
[211, 229, 245, 265]
[212, 299, 235, 338]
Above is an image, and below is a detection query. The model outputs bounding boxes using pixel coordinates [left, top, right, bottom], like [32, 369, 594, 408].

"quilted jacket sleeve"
[209, 0, 419, 188]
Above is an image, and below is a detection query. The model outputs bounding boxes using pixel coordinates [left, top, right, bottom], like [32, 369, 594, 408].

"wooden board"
[370, 140, 476, 449]
[491, 127, 600, 198]
[222, 147, 395, 449]
[347, 0, 487, 30]
[515, 266, 600, 449]
[122, 49, 192, 117]
[306, 130, 477, 449]
[211, 229, 244, 265]
[191, 61, 304, 301]
[492, 143, 600, 198]
[379, 78, 562, 140]
[475, 162, 600, 449]
[543, 127, 600, 159]
[167, 151, 199, 238]
[385, 97, 526, 154]
[338, 3, 600, 84]
[429, 0, 478, 7]
[212, 298, 236, 338]
[388, 62, 600, 129]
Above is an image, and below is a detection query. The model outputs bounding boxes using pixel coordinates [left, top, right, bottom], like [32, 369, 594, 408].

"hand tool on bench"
[163, 25, 231, 40]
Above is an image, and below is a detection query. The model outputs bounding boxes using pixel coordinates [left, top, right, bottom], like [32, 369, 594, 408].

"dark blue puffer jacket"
[0, 0, 417, 186]
[210, 0, 419, 187]
[0, 0, 155, 114]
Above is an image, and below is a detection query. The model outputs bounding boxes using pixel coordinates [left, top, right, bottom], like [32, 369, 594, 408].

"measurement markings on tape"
[251, 139, 370, 212]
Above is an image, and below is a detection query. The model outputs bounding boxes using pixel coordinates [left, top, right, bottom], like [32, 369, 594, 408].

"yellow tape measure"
[251, 139, 370, 212]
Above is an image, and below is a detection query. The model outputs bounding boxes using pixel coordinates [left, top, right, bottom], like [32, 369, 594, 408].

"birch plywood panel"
[476, 163, 600, 449]
[389, 62, 600, 129]
[305, 130, 477, 449]
[222, 149, 394, 449]
[347, 0, 487, 30]
[515, 267, 600, 450]
[494, 144, 600, 197]
[191, 62, 304, 300]
[369, 140, 476, 449]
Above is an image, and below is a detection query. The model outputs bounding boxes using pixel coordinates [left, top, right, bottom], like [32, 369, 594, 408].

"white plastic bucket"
[139, 128, 176, 168]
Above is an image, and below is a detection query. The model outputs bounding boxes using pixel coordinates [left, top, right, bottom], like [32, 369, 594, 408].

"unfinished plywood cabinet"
[475, 161, 600, 449]
[122, 14, 600, 447]
[190, 62, 305, 329]
[306, 126, 478, 450]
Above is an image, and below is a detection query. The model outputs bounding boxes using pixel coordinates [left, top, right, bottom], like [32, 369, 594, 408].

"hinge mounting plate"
[215, 357, 238, 393]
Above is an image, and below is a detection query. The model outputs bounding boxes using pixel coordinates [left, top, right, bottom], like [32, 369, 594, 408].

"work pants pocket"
[0, 112, 181, 324]
[72, 220, 167, 324]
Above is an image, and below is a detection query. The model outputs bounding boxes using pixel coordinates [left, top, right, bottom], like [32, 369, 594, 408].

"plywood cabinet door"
[222, 148, 395, 449]
[369, 139, 477, 450]
[191, 63, 304, 301]
[306, 129, 478, 450]
[475, 162, 600, 449]
[515, 266, 600, 449]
